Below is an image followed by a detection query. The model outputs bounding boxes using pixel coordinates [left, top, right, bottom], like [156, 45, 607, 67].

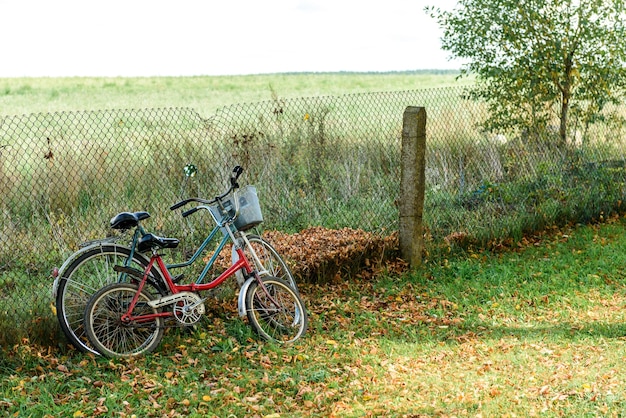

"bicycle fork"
[236, 247, 284, 318]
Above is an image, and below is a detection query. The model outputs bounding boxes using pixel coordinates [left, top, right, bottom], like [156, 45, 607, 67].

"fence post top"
[404, 106, 426, 115]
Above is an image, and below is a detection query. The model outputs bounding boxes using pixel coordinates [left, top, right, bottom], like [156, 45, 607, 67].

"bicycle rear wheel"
[54, 244, 165, 354]
[84, 283, 164, 358]
[245, 276, 307, 344]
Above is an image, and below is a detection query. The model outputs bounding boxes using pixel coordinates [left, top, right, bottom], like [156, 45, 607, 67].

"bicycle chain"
[123, 317, 200, 330]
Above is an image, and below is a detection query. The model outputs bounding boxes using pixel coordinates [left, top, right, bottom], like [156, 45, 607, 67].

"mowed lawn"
[2, 216, 626, 417]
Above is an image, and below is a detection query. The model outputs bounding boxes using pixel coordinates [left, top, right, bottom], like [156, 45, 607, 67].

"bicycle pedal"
[172, 274, 185, 283]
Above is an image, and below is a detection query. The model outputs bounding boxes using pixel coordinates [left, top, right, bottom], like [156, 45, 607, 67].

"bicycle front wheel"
[245, 276, 308, 344]
[55, 244, 165, 354]
[84, 283, 164, 358]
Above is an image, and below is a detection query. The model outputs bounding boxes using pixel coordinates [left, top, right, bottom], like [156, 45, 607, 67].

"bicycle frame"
[163, 245, 252, 293]
[165, 221, 235, 285]
[115, 202, 291, 324]
[117, 192, 258, 316]
[119, 245, 254, 323]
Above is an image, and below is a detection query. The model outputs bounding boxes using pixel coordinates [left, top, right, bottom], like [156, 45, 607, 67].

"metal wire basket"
[210, 185, 263, 231]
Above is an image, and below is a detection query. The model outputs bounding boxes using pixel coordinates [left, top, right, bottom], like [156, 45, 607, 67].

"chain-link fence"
[2, 86, 626, 346]
[424, 94, 626, 248]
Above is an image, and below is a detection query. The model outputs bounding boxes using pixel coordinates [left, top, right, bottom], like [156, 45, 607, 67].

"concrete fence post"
[399, 106, 426, 268]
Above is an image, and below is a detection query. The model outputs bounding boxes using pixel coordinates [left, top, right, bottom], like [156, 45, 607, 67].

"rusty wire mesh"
[1, 86, 626, 346]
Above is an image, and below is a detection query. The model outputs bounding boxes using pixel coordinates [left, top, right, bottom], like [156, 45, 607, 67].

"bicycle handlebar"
[182, 207, 199, 218]
[170, 198, 196, 211]
[170, 165, 244, 212]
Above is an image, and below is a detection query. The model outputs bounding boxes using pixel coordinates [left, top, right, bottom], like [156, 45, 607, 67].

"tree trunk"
[559, 55, 573, 148]
[559, 92, 569, 148]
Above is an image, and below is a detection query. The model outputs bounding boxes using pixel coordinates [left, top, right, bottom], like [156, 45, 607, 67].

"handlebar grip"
[182, 207, 199, 218]
[170, 199, 192, 210]
[230, 166, 243, 187]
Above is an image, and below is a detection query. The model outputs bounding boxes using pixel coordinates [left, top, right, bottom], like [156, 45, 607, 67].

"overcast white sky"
[0, 0, 460, 77]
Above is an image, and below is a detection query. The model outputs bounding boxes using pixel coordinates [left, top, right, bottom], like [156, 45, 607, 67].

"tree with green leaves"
[428, 0, 626, 147]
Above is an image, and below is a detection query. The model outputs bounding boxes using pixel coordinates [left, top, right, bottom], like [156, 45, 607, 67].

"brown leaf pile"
[210, 226, 402, 283]
[262, 227, 401, 283]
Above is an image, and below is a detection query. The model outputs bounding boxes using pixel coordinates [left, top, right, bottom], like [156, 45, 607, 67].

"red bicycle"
[82, 167, 307, 357]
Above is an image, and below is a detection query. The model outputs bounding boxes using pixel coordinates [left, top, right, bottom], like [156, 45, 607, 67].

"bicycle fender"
[52, 241, 110, 299]
[238, 277, 256, 317]
[55, 240, 120, 280]
[52, 241, 159, 298]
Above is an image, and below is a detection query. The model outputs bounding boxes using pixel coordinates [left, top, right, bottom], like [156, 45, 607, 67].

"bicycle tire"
[55, 244, 165, 354]
[235, 234, 299, 293]
[245, 276, 308, 344]
[84, 283, 164, 358]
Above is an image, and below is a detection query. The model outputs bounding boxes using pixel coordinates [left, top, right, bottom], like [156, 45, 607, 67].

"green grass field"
[3, 217, 626, 416]
[0, 70, 468, 116]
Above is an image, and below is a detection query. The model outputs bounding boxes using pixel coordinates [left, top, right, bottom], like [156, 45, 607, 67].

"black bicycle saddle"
[110, 211, 150, 230]
[137, 233, 180, 252]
